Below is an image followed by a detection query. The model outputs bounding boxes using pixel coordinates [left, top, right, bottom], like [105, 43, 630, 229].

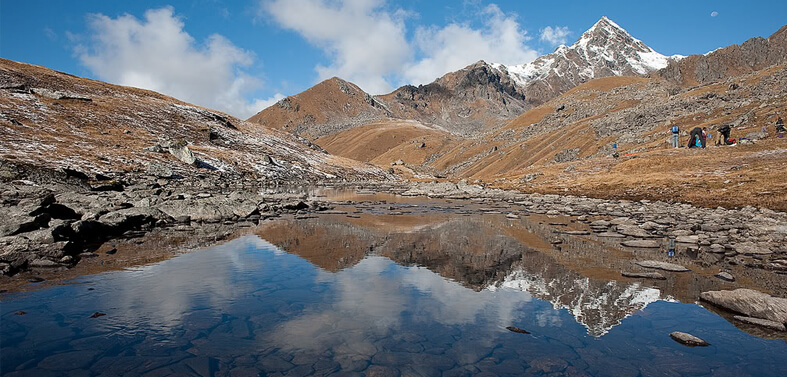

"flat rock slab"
[617, 225, 654, 238]
[556, 230, 591, 235]
[622, 271, 666, 280]
[715, 271, 735, 282]
[734, 242, 772, 255]
[733, 315, 787, 331]
[597, 231, 626, 238]
[675, 235, 699, 244]
[669, 332, 709, 346]
[635, 260, 690, 272]
[700, 289, 787, 324]
[622, 240, 661, 248]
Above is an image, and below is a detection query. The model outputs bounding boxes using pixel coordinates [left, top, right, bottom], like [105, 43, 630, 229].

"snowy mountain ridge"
[491, 16, 684, 90]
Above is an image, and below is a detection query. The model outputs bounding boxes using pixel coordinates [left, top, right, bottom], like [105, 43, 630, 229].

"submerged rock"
[700, 289, 787, 324]
[506, 326, 530, 334]
[669, 332, 709, 346]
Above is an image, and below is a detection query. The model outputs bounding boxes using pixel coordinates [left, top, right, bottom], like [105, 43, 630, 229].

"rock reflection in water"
[260, 213, 662, 336]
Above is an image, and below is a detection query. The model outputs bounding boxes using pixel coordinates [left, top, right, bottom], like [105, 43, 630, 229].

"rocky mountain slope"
[659, 24, 787, 86]
[248, 17, 673, 139]
[247, 77, 392, 140]
[0, 59, 389, 186]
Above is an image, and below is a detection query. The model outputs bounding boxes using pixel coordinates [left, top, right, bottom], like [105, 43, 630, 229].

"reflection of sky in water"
[267, 256, 535, 353]
[2, 235, 787, 376]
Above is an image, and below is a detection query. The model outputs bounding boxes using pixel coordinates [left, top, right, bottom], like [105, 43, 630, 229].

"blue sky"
[2, 0, 786, 118]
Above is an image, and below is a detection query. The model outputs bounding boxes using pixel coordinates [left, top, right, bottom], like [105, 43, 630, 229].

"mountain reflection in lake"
[2, 213, 787, 376]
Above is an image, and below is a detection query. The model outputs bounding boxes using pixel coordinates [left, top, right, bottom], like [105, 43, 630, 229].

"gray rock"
[146, 163, 173, 178]
[700, 289, 787, 324]
[98, 207, 162, 230]
[669, 332, 709, 346]
[597, 231, 626, 238]
[640, 221, 665, 231]
[0, 212, 49, 237]
[617, 224, 654, 238]
[675, 235, 699, 244]
[622, 271, 666, 279]
[635, 260, 690, 272]
[715, 271, 735, 282]
[168, 143, 197, 165]
[622, 240, 661, 248]
[733, 315, 786, 331]
[29, 258, 61, 268]
[158, 199, 233, 223]
[734, 242, 772, 255]
[556, 230, 591, 235]
[610, 217, 635, 225]
[233, 202, 259, 218]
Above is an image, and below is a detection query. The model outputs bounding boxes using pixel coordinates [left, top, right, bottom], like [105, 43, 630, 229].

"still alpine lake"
[2, 207, 787, 376]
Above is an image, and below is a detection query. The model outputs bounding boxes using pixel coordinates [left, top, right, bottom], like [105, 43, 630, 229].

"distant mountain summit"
[248, 17, 678, 137]
[491, 16, 682, 107]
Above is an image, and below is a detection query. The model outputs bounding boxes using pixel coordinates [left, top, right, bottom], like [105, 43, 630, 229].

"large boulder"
[0, 211, 50, 237]
[700, 289, 787, 324]
[168, 142, 198, 165]
[158, 198, 234, 223]
[98, 207, 162, 231]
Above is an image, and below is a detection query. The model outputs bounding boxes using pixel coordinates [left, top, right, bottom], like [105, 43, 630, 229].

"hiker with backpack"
[670, 124, 680, 148]
[776, 117, 785, 137]
[687, 127, 705, 148]
[717, 125, 734, 145]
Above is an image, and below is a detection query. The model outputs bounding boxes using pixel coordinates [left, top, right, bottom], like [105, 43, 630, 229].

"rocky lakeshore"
[3, 171, 787, 337]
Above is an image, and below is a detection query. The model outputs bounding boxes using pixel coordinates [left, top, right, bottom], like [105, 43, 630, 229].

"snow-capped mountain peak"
[492, 17, 683, 91]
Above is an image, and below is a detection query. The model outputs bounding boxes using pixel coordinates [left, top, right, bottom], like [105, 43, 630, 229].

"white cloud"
[540, 25, 571, 46]
[263, 0, 411, 94]
[710, 11, 719, 17]
[402, 4, 538, 86]
[262, 1, 539, 93]
[75, 7, 272, 119]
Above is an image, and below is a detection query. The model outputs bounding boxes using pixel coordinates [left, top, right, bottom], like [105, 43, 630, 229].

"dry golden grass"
[315, 119, 453, 165]
[495, 138, 787, 210]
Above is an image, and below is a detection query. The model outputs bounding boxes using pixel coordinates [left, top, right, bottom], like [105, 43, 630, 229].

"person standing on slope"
[670, 124, 680, 148]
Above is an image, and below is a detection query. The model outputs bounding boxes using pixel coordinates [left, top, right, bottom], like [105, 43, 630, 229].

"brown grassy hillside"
[0, 59, 387, 182]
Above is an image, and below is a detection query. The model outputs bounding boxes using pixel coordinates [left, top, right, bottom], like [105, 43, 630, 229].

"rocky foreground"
[3, 177, 786, 278]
